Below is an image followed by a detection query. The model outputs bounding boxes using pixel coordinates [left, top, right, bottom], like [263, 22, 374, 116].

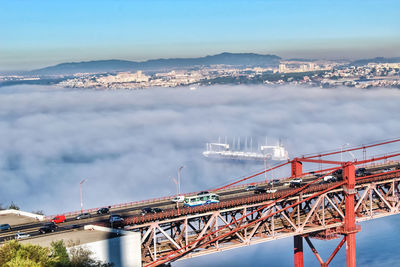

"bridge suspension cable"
[302, 137, 400, 160]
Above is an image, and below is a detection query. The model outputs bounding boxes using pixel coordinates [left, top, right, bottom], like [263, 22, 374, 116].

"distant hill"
[351, 57, 400, 66]
[31, 52, 281, 75]
[285, 58, 318, 62]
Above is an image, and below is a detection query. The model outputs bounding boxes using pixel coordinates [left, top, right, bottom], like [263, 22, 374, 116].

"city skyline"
[1, 0, 400, 71]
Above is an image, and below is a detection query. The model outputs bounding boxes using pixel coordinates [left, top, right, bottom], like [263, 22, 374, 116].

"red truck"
[50, 215, 66, 223]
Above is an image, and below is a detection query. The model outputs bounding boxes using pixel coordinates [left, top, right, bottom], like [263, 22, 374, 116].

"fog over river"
[1, 84, 400, 266]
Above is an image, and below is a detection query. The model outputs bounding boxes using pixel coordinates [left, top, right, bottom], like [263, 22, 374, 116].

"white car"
[266, 189, 277, 193]
[291, 178, 303, 183]
[15, 232, 30, 239]
[171, 195, 185, 203]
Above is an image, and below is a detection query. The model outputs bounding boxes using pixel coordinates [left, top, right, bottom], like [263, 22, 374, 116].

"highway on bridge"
[1, 161, 397, 244]
[3, 137, 400, 267]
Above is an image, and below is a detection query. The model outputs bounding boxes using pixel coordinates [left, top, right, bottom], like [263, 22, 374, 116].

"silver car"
[15, 232, 30, 239]
[245, 185, 258, 191]
[75, 213, 91, 220]
[109, 215, 124, 223]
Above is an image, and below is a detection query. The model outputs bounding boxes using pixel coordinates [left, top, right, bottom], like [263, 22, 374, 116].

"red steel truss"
[121, 165, 400, 266]
[290, 159, 357, 267]
[103, 138, 400, 267]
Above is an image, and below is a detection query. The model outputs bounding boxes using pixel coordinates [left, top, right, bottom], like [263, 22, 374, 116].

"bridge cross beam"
[304, 235, 346, 267]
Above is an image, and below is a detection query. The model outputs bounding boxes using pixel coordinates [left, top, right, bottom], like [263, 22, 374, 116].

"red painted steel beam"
[304, 237, 324, 265]
[292, 160, 304, 267]
[353, 152, 400, 166]
[291, 159, 303, 178]
[299, 158, 343, 165]
[304, 236, 347, 267]
[294, 236, 304, 267]
[326, 237, 346, 266]
[344, 163, 357, 267]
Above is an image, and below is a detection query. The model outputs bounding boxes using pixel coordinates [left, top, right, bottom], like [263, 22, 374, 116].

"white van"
[323, 175, 336, 182]
[171, 195, 185, 203]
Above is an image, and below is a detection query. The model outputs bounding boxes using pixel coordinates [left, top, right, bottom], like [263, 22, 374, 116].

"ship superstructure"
[203, 138, 289, 162]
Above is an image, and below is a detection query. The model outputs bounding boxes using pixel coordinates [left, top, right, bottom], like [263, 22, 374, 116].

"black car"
[254, 188, 266, 194]
[39, 222, 58, 234]
[153, 208, 164, 213]
[197, 191, 209, 196]
[109, 214, 124, 223]
[330, 176, 338, 182]
[333, 169, 343, 176]
[290, 182, 302, 188]
[355, 168, 371, 177]
[97, 207, 109, 214]
[141, 207, 154, 215]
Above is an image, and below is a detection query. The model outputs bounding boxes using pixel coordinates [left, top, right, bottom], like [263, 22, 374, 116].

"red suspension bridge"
[11, 138, 400, 267]
[114, 138, 400, 267]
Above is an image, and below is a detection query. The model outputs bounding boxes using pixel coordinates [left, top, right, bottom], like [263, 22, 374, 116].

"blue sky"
[1, 0, 399, 70]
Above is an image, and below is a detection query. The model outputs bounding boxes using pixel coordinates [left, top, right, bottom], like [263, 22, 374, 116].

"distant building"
[367, 63, 400, 69]
[97, 71, 149, 83]
[279, 61, 333, 73]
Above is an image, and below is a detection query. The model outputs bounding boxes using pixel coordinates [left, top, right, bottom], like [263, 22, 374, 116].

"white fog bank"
[1, 85, 400, 214]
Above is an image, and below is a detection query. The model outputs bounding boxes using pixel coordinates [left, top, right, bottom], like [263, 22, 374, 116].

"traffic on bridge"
[2, 138, 400, 267]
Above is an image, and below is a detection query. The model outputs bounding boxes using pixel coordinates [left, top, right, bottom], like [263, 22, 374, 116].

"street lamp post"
[341, 143, 350, 162]
[171, 177, 180, 213]
[264, 157, 268, 184]
[80, 179, 87, 213]
[341, 143, 355, 162]
[178, 166, 184, 195]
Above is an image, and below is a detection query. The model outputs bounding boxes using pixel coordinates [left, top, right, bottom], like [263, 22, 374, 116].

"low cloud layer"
[1, 85, 400, 215]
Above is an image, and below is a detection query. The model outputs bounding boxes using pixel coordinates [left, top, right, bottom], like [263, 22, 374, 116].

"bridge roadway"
[133, 163, 400, 265]
[122, 161, 399, 225]
[0, 162, 399, 247]
[143, 179, 393, 264]
[0, 161, 397, 244]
